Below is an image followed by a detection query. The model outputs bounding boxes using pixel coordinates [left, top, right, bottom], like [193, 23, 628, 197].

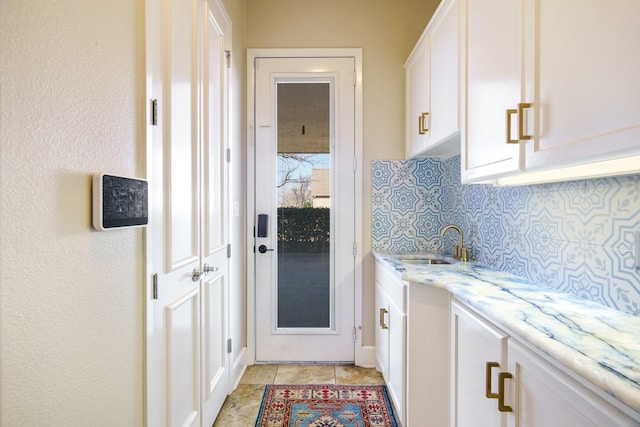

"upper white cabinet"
[461, 0, 640, 184]
[405, 0, 460, 159]
[460, 0, 523, 182]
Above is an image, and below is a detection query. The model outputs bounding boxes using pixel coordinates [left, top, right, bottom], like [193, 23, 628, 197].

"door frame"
[246, 48, 364, 365]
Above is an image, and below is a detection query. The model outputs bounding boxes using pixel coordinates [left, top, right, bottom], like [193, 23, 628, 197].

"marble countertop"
[374, 251, 640, 418]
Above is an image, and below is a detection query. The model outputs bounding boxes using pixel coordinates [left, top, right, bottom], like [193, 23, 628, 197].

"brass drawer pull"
[379, 308, 389, 329]
[498, 372, 513, 412]
[418, 112, 429, 134]
[485, 362, 500, 398]
[506, 108, 518, 144]
[518, 102, 532, 140]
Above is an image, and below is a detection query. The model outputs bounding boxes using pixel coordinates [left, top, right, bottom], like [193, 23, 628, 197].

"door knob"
[192, 264, 219, 282]
[203, 263, 218, 274]
[258, 245, 274, 254]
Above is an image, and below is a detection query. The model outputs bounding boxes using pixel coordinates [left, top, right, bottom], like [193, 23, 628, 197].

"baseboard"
[356, 345, 377, 368]
[231, 346, 248, 389]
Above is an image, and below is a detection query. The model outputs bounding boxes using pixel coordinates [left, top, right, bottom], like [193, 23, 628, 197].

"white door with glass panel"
[253, 56, 356, 362]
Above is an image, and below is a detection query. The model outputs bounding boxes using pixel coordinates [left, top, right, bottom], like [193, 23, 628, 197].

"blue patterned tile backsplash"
[372, 155, 640, 316]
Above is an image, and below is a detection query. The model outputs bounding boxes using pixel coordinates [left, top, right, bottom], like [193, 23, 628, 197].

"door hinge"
[353, 156, 358, 172]
[152, 273, 158, 300]
[227, 243, 231, 258]
[352, 327, 357, 343]
[225, 50, 231, 68]
[353, 241, 358, 257]
[150, 99, 158, 126]
[353, 71, 357, 87]
[226, 148, 231, 163]
[227, 338, 232, 353]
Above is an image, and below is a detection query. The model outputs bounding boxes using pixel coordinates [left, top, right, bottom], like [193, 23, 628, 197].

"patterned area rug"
[255, 384, 398, 427]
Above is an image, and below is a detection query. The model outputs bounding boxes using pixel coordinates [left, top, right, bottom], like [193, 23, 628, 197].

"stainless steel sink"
[392, 257, 451, 265]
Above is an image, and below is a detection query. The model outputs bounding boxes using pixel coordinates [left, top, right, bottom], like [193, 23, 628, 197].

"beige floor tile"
[239, 364, 278, 385]
[212, 384, 266, 427]
[335, 365, 385, 385]
[274, 364, 336, 384]
[213, 364, 391, 426]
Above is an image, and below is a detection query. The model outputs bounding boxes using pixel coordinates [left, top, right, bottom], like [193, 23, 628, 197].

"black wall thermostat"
[93, 173, 148, 231]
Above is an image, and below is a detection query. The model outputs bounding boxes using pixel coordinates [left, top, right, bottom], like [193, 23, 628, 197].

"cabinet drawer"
[375, 261, 407, 313]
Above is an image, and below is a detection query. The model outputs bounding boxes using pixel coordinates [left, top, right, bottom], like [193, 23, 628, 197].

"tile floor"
[212, 364, 386, 426]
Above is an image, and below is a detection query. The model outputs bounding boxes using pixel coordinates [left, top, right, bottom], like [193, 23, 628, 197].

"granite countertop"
[374, 251, 640, 418]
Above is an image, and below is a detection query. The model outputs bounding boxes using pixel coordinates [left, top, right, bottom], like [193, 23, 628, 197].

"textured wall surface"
[0, 1, 143, 425]
[372, 156, 640, 316]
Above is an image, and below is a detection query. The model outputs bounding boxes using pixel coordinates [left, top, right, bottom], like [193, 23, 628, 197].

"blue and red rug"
[255, 384, 399, 427]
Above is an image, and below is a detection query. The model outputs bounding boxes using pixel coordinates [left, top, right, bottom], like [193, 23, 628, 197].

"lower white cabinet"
[451, 300, 508, 427]
[375, 260, 451, 426]
[375, 261, 407, 425]
[406, 281, 450, 427]
[506, 339, 637, 427]
[451, 299, 638, 427]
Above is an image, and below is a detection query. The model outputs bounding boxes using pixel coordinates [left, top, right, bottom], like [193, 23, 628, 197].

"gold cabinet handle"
[518, 103, 532, 140]
[498, 372, 513, 412]
[379, 308, 389, 329]
[418, 112, 429, 134]
[485, 362, 500, 398]
[506, 108, 518, 144]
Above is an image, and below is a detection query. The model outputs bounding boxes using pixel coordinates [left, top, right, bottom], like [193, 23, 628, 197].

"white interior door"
[253, 56, 356, 362]
[147, 0, 201, 424]
[145, 0, 230, 425]
[199, 1, 231, 426]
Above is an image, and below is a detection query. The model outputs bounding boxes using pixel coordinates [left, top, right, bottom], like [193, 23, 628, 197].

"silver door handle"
[192, 264, 219, 282]
[203, 263, 218, 274]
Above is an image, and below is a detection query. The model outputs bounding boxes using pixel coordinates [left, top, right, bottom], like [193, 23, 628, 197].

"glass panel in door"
[276, 82, 332, 329]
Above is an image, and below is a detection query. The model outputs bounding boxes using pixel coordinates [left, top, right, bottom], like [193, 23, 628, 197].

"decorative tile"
[371, 156, 640, 316]
[412, 157, 442, 188]
[371, 161, 395, 190]
[389, 183, 419, 213]
[371, 209, 392, 243]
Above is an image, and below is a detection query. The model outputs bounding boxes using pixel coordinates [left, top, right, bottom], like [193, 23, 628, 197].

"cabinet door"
[460, 0, 524, 183]
[506, 339, 638, 427]
[405, 0, 460, 159]
[522, 0, 640, 170]
[375, 282, 390, 379]
[387, 293, 406, 425]
[429, 0, 460, 148]
[452, 301, 508, 427]
[405, 37, 430, 158]
[408, 284, 451, 427]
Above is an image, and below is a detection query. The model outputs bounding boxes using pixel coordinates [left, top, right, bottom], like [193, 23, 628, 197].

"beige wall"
[246, 0, 440, 346]
[0, 0, 144, 425]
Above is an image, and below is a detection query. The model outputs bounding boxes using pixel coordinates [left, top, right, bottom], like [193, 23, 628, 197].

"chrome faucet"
[440, 224, 470, 262]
